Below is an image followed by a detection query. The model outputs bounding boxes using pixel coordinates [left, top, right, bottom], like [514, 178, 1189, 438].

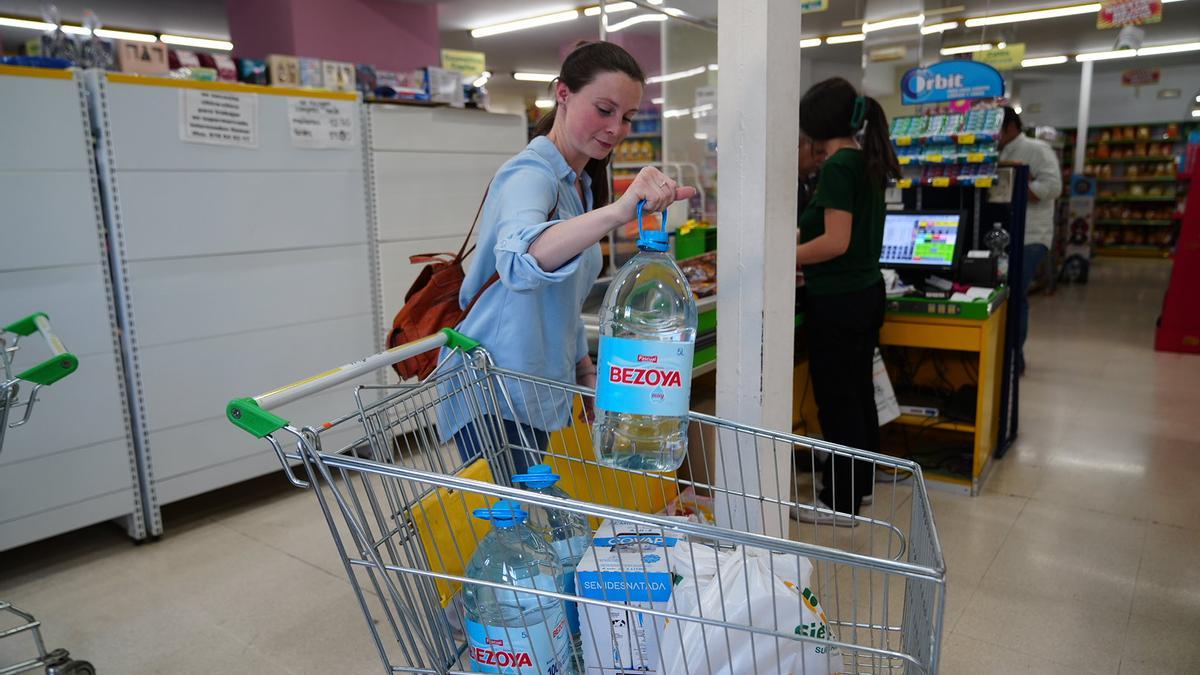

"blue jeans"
[1019, 243, 1049, 358]
[453, 417, 549, 479]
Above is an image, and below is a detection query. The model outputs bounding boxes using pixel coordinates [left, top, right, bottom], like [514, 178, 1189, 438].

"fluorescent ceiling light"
[998, 41, 1007, 48]
[826, 33, 866, 44]
[1075, 49, 1136, 61]
[800, 38, 823, 48]
[650, 97, 664, 105]
[1137, 41, 1200, 56]
[514, 71, 558, 82]
[472, 71, 491, 88]
[863, 14, 924, 33]
[921, 21, 958, 34]
[965, 3, 1100, 27]
[941, 43, 993, 55]
[1195, 95, 1200, 103]
[1193, 109, 1200, 118]
[95, 28, 157, 42]
[1022, 55, 1069, 67]
[470, 10, 579, 38]
[647, 0, 664, 4]
[59, 24, 91, 36]
[707, 63, 718, 71]
[535, 99, 554, 109]
[0, 16, 56, 30]
[584, 2, 637, 16]
[606, 13, 667, 32]
[1014, 104, 1023, 114]
[159, 34, 233, 50]
[694, 133, 709, 140]
[647, 65, 706, 84]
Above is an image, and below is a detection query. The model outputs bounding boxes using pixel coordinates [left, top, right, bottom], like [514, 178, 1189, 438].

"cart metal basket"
[227, 329, 946, 674]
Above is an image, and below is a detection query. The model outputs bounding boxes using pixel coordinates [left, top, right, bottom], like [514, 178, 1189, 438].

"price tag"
[931, 177, 951, 187]
[976, 176, 995, 188]
[967, 152, 986, 163]
[898, 178, 913, 189]
[899, 156, 913, 165]
[958, 133, 976, 145]
[926, 154, 944, 163]
[895, 136, 913, 146]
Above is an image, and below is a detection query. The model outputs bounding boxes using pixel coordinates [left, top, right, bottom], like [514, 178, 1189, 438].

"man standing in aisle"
[998, 106, 1061, 375]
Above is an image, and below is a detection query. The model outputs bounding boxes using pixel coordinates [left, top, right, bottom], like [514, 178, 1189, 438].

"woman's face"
[798, 135, 826, 177]
[556, 71, 643, 161]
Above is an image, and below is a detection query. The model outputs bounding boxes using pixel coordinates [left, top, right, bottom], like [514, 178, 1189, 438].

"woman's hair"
[532, 41, 646, 206]
[799, 77, 900, 188]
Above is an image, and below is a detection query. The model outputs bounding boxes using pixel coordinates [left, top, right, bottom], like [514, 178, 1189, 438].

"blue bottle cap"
[512, 464, 561, 490]
[473, 500, 528, 528]
[636, 199, 670, 253]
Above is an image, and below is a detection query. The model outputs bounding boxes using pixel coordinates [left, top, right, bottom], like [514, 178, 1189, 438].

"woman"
[795, 77, 900, 524]
[440, 42, 696, 477]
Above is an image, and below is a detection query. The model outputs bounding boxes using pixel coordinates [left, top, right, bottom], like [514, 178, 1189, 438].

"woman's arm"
[796, 209, 852, 265]
[528, 166, 696, 272]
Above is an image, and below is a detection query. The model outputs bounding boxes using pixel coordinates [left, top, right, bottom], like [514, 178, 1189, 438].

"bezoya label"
[465, 612, 570, 674]
[595, 336, 694, 417]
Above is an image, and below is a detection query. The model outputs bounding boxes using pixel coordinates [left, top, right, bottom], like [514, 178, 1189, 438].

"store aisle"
[1, 258, 1197, 674]
[939, 258, 1200, 675]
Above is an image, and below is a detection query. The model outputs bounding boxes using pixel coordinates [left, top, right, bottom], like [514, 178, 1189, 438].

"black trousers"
[805, 280, 885, 514]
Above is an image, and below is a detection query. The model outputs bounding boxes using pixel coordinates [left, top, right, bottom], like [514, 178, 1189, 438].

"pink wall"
[228, 0, 439, 71]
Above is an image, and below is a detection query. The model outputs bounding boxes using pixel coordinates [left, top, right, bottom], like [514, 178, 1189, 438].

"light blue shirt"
[438, 136, 603, 440]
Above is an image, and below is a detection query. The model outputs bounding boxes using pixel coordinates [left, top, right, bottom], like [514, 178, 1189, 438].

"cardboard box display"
[116, 40, 168, 75]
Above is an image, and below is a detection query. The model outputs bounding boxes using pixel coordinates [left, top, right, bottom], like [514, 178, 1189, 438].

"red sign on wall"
[1098, 0, 1162, 28]
[1121, 68, 1161, 86]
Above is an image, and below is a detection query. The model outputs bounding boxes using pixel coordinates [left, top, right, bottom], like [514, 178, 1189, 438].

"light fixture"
[59, 24, 92, 36]
[647, 65, 706, 84]
[863, 14, 924, 33]
[1022, 55, 1069, 67]
[964, 3, 1101, 27]
[707, 63, 718, 71]
[513, 72, 558, 82]
[647, 0, 664, 4]
[470, 9, 579, 38]
[159, 34, 233, 50]
[650, 97, 664, 105]
[605, 13, 667, 32]
[826, 33, 866, 44]
[694, 133, 709, 140]
[998, 41, 1007, 49]
[0, 16, 56, 31]
[663, 108, 690, 118]
[800, 38, 823, 48]
[1195, 95, 1200, 103]
[535, 99, 554, 109]
[583, 2, 638, 16]
[472, 71, 491, 88]
[1192, 109, 1200, 118]
[1137, 41, 1200, 56]
[96, 28, 157, 42]
[921, 21, 958, 34]
[941, 43, 993, 55]
[1075, 49, 1136, 61]
[1014, 104, 1023, 114]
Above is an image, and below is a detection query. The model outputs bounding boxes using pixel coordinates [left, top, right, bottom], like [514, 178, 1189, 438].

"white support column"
[714, 0, 800, 537]
[1073, 61, 1094, 175]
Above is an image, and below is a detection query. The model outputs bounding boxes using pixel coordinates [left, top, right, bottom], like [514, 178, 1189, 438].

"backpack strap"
[456, 181, 492, 261]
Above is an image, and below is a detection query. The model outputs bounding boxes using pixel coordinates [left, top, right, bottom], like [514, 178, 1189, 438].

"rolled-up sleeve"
[492, 165, 584, 291]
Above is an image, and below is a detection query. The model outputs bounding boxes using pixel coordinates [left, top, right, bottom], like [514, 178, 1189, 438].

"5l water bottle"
[512, 465, 590, 659]
[593, 201, 698, 472]
[464, 501, 574, 674]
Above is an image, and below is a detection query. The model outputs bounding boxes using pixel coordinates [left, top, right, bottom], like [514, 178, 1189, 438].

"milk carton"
[575, 520, 688, 674]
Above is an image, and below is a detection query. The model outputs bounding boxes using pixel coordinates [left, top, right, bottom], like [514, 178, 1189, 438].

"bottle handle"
[635, 198, 667, 242]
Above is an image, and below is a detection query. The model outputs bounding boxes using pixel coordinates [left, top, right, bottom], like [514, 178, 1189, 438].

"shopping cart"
[227, 329, 946, 674]
[1, 314, 93, 675]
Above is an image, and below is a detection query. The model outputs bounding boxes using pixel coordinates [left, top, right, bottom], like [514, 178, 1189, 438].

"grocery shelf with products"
[1061, 120, 1198, 258]
[891, 108, 1004, 188]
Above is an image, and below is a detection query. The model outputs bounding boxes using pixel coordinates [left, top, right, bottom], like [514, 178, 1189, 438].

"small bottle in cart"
[512, 465, 590, 661]
[463, 501, 574, 674]
[593, 202, 698, 472]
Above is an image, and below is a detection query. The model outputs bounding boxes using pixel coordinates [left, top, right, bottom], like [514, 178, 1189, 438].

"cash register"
[879, 210, 968, 295]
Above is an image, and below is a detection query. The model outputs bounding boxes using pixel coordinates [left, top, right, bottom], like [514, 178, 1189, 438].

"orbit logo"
[901, 69, 965, 104]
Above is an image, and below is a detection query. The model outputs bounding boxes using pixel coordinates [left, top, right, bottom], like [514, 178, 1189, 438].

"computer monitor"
[879, 210, 965, 272]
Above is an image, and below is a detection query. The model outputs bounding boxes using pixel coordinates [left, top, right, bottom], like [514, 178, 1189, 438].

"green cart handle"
[3, 313, 79, 386]
[227, 328, 479, 438]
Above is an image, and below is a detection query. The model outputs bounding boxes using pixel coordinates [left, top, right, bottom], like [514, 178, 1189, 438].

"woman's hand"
[613, 166, 698, 223]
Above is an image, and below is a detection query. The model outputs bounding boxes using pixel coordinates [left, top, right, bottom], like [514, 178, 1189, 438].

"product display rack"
[1062, 120, 1198, 257]
[891, 109, 1003, 189]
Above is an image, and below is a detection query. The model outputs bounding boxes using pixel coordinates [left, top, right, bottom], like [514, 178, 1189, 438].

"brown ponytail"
[531, 41, 645, 207]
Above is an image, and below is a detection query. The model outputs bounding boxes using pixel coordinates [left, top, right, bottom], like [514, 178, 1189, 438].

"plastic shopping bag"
[659, 546, 845, 675]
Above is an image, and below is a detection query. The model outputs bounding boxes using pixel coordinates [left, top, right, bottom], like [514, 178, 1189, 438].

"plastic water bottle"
[512, 465, 590, 662]
[593, 201, 698, 472]
[463, 501, 574, 674]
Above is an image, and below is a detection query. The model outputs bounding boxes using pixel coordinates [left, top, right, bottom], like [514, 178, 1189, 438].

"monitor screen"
[880, 212, 962, 268]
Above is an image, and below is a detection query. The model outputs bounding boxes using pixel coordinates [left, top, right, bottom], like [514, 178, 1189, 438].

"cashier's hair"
[1002, 106, 1023, 132]
[799, 77, 900, 188]
[533, 41, 646, 207]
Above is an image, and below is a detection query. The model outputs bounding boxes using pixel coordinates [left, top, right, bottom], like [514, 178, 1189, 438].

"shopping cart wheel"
[45, 656, 95, 675]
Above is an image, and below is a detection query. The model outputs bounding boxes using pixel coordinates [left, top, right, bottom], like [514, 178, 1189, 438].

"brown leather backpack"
[385, 186, 557, 380]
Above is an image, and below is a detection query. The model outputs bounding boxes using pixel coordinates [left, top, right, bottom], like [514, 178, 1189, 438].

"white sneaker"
[861, 494, 873, 506]
[791, 505, 859, 527]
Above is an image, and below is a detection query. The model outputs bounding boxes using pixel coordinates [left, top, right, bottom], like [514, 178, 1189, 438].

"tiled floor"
[2, 257, 1198, 674]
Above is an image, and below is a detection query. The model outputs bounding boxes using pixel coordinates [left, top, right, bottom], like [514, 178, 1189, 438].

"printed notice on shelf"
[179, 90, 258, 149]
[287, 97, 357, 149]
